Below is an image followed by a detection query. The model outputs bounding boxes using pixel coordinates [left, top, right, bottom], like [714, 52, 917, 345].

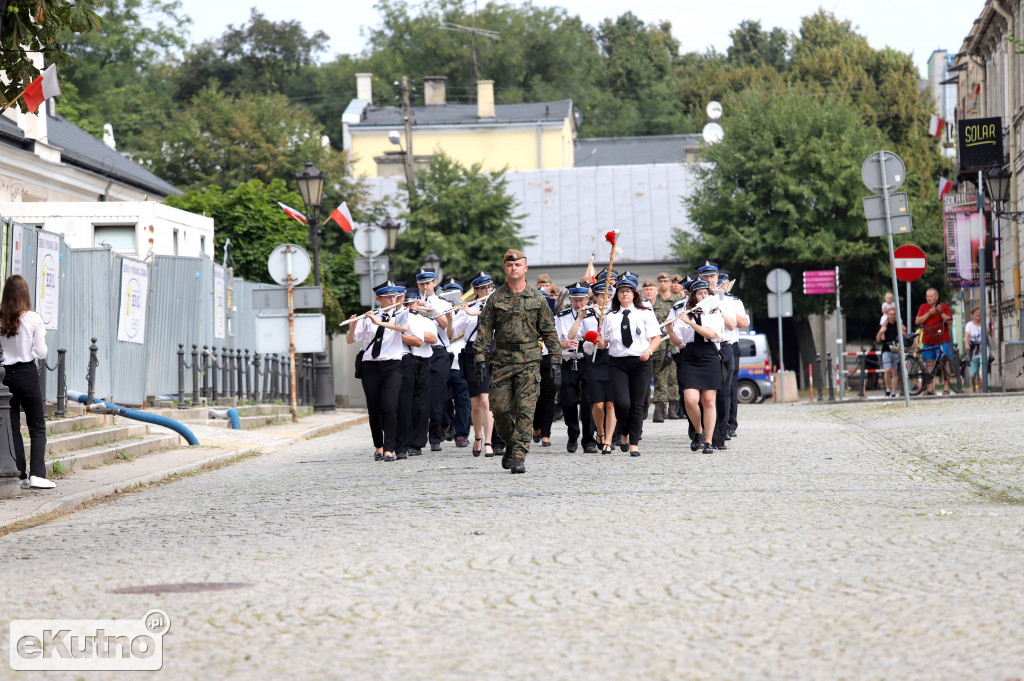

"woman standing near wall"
[0, 274, 53, 489]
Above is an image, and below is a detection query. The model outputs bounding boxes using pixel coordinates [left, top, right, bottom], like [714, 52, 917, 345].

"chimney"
[424, 76, 447, 106]
[356, 73, 373, 103]
[477, 80, 495, 119]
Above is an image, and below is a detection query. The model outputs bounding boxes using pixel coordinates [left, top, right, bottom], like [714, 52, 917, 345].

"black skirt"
[461, 346, 490, 396]
[585, 348, 613, 403]
[680, 340, 722, 391]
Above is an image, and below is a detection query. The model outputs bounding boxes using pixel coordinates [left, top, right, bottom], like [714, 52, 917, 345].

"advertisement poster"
[942, 193, 993, 288]
[35, 232, 61, 330]
[116, 259, 149, 344]
[10, 222, 22, 276]
[214, 264, 226, 339]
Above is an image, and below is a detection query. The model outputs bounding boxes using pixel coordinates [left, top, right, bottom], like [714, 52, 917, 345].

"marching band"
[346, 255, 750, 473]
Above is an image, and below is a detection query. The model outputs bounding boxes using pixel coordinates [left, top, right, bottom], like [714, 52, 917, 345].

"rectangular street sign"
[255, 313, 326, 354]
[767, 291, 793, 318]
[867, 214, 913, 237]
[252, 286, 323, 310]
[863, 193, 909, 220]
[804, 285, 836, 295]
[803, 270, 835, 280]
[957, 117, 1003, 170]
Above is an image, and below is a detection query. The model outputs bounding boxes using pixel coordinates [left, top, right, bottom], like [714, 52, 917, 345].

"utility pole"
[402, 76, 415, 195]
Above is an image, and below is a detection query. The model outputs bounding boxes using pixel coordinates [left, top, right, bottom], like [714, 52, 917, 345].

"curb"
[0, 414, 368, 532]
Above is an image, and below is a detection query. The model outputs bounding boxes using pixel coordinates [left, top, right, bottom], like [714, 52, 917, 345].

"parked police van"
[736, 332, 772, 404]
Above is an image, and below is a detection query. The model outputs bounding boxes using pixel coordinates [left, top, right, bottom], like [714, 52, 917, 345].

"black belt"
[496, 341, 539, 351]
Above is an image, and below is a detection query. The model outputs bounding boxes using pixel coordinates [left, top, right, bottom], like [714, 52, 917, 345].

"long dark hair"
[1, 275, 33, 338]
[610, 285, 649, 312]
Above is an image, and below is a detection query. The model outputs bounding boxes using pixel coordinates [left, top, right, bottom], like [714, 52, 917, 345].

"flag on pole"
[928, 114, 946, 139]
[277, 201, 307, 225]
[327, 202, 354, 233]
[938, 176, 955, 201]
[583, 254, 596, 283]
[23, 64, 61, 114]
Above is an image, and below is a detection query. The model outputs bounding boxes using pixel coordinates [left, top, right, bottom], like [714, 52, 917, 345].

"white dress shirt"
[423, 294, 454, 349]
[602, 305, 660, 357]
[405, 312, 434, 359]
[719, 294, 746, 345]
[353, 313, 404, 361]
[671, 310, 725, 349]
[0, 311, 47, 364]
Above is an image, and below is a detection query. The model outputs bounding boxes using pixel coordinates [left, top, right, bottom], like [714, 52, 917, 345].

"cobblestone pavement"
[2, 397, 1023, 680]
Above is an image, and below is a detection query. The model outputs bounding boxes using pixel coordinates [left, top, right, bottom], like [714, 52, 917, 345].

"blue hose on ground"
[209, 408, 241, 430]
[67, 390, 200, 446]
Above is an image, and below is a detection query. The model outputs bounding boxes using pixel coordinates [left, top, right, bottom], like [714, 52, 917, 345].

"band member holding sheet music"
[556, 282, 599, 453]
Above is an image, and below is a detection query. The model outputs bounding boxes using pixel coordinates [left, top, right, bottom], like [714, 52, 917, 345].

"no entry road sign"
[893, 244, 927, 282]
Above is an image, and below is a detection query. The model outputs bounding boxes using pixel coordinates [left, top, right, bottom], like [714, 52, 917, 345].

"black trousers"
[715, 347, 734, 444]
[360, 359, 402, 452]
[427, 347, 451, 444]
[728, 342, 741, 431]
[409, 356, 430, 449]
[532, 355, 556, 437]
[4, 361, 48, 479]
[609, 356, 653, 446]
[560, 356, 595, 446]
[396, 355, 421, 454]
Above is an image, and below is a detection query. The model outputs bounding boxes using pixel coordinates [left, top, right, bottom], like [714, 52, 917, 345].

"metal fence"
[1, 215, 301, 406]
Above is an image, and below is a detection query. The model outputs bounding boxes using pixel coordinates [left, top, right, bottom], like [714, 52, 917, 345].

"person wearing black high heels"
[598, 274, 660, 457]
[584, 282, 615, 454]
[452, 272, 496, 457]
[666, 279, 725, 455]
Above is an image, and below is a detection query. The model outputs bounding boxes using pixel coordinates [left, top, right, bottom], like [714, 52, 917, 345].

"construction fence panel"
[107, 254, 150, 405]
[60, 248, 115, 402]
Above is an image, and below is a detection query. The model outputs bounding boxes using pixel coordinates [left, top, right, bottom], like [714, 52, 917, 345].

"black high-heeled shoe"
[690, 432, 704, 452]
[483, 442, 495, 457]
[472, 437, 482, 457]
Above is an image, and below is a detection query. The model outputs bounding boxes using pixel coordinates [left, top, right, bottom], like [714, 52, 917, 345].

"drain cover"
[110, 582, 252, 594]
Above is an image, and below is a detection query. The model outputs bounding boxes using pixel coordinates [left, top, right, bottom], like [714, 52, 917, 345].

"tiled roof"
[352, 99, 574, 128]
[0, 115, 31, 149]
[574, 135, 703, 167]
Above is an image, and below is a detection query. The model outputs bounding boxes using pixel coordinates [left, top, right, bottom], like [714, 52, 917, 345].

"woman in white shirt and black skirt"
[0, 275, 53, 489]
[667, 280, 724, 455]
[598, 276, 661, 457]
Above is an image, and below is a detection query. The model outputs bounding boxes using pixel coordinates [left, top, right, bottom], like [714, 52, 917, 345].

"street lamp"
[422, 250, 443, 283]
[984, 166, 1012, 213]
[294, 160, 335, 413]
[380, 215, 401, 254]
[388, 130, 415, 191]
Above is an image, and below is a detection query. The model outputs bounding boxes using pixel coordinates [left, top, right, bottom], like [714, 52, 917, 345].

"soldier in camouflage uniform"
[473, 249, 562, 474]
[651, 273, 681, 421]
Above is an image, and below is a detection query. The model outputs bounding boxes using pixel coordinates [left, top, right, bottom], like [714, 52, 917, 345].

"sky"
[172, 0, 983, 78]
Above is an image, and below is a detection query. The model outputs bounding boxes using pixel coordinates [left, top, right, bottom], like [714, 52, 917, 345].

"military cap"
[567, 282, 591, 297]
[442, 277, 464, 293]
[373, 280, 402, 296]
[503, 249, 527, 263]
[403, 288, 421, 302]
[688, 279, 711, 293]
[591, 282, 612, 295]
[696, 260, 719, 275]
[642, 279, 657, 288]
[536, 273, 551, 285]
[670, 273, 685, 283]
[471, 271, 494, 288]
[657, 272, 672, 281]
[415, 267, 436, 282]
[718, 270, 730, 282]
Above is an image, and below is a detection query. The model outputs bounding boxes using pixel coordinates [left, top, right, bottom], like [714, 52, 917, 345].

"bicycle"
[896, 334, 963, 396]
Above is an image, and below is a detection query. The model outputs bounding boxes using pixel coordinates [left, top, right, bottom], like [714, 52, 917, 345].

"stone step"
[23, 414, 110, 439]
[46, 433, 181, 477]
[40, 425, 150, 458]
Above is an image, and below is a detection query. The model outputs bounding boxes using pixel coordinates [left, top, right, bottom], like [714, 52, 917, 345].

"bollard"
[177, 343, 186, 407]
[263, 354, 272, 403]
[816, 353, 824, 402]
[252, 351, 261, 402]
[269, 354, 278, 401]
[191, 345, 200, 406]
[236, 349, 244, 402]
[222, 348, 232, 399]
[859, 347, 867, 398]
[211, 347, 219, 404]
[37, 357, 47, 403]
[202, 345, 210, 400]
[86, 337, 99, 409]
[55, 349, 67, 418]
[243, 350, 251, 401]
[826, 352, 835, 401]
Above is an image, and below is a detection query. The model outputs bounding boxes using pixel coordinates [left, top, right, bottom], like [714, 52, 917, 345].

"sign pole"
[285, 246, 299, 423]
[835, 266, 843, 399]
[878, 151, 911, 407]
[906, 282, 911, 333]
[978, 171, 989, 394]
[776, 269, 784, 403]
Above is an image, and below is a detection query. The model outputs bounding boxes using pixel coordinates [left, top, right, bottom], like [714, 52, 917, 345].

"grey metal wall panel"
[21, 226, 39, 304]
[62, 248, 115, 401]
[144, 255, 210, 399]
[108, 255, 149, 405]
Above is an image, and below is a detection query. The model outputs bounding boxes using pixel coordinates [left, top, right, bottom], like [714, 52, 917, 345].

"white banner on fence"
[10, 223, 24, 276]
[214, 264, 226, 339]
[35, 232, 60, 330]
[117, 259, 149, 344]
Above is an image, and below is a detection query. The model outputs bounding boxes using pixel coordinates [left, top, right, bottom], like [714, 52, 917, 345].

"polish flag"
[928, 114, 946, 138]
[327, 202, 354, 233]
[938, 176, 955, 201]
[23, 64, 61, 114]
[583, 255, 596, 283]
[277, 202, 307, 225]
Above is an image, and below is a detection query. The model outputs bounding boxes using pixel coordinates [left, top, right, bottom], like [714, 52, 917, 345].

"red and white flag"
[928, 114, 946, 139]
[938, 176, 955, 201]
[583, 256, 596, 283]
[327, 202, 354, 233]
[277, 201, 307, 225]
[23, 64, 61, 114]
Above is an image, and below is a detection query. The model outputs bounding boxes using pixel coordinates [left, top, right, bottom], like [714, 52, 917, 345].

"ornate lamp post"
[294, 161, 335, 412]
[422, 250, 443, 283]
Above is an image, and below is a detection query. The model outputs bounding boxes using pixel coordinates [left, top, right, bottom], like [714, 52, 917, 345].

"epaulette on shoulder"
[556, 307, 573, 317]
[670, 300, 686, 311]
[584, 309, 598, 318]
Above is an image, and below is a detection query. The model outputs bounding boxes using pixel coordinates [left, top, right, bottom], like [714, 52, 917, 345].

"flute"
[338, 300, 404, 327]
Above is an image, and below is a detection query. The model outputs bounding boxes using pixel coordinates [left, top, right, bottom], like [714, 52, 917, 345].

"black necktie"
[371, 312, 389, 358]
[621, 309, 632, 348]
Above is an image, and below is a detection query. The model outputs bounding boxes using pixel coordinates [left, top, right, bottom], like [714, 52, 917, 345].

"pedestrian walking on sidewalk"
[0, 274, 53, 489]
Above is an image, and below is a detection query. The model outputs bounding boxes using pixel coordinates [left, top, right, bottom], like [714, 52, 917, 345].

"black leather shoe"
[533, 433, 541, 443]
[727, 429, 737, 437]
[690, 434, 704, 452]
[583, 443, 598, 454]
[702, 441, 714, 455]
[409, 448, 422, 456]
[541, 440, 551, 447]
[723, 432, 732, 441]
[445, 430, 454, 442]
[374, 452, 384, 461]
[501, 450, 514, 470]
[619, 441, 628, 452]
[630, 448, 641, 457]
[493, 442, 505, 455]
[567, 440, 578, 453]
[510, 462, 526, 474]
[713, 442, 728, 450]
[396, 450, 408, 460]
[431, 442, 442, 452]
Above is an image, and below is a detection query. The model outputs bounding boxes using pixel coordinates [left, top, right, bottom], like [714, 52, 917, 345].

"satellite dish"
[702, 122, 724, 144]
[706, 101, 722, 121]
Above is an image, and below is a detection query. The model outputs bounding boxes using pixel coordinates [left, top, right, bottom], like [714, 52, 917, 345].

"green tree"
[391, 152, 525, 285]
[165, 179, 360, 329]
[1, 0, 103, 109]
[726, 20, 789, 71]
[676, 85, 881, 369]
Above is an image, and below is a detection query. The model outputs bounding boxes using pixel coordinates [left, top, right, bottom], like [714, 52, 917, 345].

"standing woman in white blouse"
[598, 276, 661, 457]
[0, 275, 53, 489]
[666, 280, 724, 455]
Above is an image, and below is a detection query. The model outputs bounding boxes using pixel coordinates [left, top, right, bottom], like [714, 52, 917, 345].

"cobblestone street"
[2, 396, 1023, 680]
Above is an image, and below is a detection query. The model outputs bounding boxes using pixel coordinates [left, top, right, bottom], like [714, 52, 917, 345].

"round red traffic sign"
[894, 244, 927, 282]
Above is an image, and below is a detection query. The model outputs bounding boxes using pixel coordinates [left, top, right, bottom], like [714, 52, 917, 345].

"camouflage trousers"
[489, 360, 541, 464]
[652, 347, 679, 402]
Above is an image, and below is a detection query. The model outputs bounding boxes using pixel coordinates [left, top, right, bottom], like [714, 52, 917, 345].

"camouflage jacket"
[652, 296, 676, 323]
[474, 283, 561, 365]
